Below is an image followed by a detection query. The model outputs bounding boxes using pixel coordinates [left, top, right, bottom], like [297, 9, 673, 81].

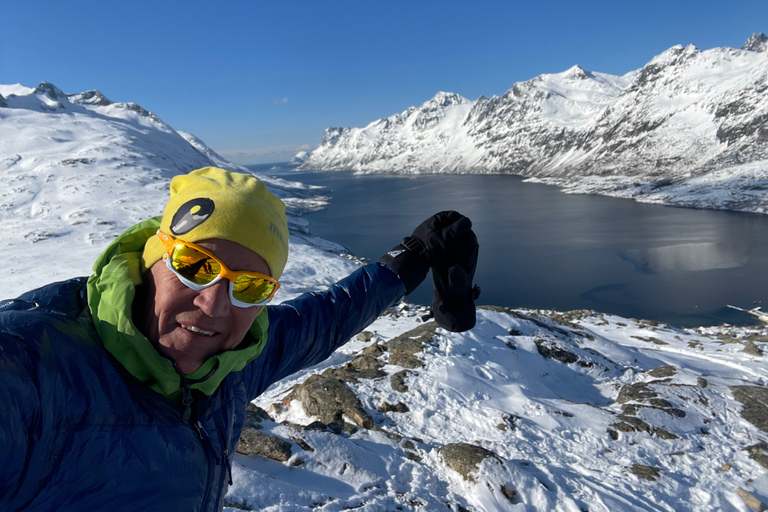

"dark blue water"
[250, 163, 768, 327]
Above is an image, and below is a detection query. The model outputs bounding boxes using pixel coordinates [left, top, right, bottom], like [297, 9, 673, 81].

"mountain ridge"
[299, 34, 768, 214]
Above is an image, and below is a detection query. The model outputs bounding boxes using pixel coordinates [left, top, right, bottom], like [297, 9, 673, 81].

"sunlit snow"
[2, 82, 768, 511]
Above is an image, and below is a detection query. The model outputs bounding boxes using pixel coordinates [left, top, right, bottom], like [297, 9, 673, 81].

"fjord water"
[253, 164, 768, 327]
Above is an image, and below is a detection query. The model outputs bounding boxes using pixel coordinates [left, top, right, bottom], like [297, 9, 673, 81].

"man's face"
[138, 238, 270, 374]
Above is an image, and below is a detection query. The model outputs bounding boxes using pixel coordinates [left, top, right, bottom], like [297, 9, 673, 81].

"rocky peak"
[564, 65, 591, 80]
[422, 91, 469, 109]
[0, 94, 6, 108]
[68, 90, 112, 107]
[33, 82, 67, 101]
[321, 127, 348, 146]
[742, 33, 768, 52]
[648, 43, 700, 67]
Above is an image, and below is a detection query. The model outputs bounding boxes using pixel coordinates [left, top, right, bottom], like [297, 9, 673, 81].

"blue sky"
[2, 1, 765, 164]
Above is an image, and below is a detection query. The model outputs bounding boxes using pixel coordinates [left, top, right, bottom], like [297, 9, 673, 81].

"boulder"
[439, 442, 501, 481]
[296, 376, 374, 429]
[237, 428, 292, 461]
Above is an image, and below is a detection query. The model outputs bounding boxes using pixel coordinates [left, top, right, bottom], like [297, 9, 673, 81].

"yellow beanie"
[142, 167, 289, 280]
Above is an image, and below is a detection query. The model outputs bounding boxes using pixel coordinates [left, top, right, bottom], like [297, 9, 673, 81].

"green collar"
[87, 217, 269, 402]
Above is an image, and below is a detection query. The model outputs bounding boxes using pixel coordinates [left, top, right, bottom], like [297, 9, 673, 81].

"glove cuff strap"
[401, 236, 426, 255]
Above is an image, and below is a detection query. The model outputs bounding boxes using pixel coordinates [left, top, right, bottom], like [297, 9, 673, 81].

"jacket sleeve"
[245, 262, 406, 399]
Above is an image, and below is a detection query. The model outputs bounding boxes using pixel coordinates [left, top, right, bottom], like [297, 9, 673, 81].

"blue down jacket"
[0, 262, 404, 511]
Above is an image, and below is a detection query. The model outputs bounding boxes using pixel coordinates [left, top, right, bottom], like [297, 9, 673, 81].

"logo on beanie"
[170, 198, 215, 235]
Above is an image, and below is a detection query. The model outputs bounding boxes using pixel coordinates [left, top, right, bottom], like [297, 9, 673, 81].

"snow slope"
[0, 82, 338, 299]
[299, 34, 768, 214]
[2, 82, 768, 511]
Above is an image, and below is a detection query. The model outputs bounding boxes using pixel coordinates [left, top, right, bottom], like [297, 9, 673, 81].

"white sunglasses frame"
[163, 254, 275, 308]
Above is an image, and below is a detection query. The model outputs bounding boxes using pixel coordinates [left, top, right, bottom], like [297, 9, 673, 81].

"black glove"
[380, 211, 480, 332]
[431, 229, 481, 332]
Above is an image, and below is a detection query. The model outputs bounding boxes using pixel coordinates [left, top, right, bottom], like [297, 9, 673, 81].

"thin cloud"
[273, 97, 289, 105]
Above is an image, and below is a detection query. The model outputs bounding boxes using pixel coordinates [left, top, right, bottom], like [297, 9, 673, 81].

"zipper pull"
[181, 384, 193, 422]
[195, 420, 207, 441]
[172, 361, 194, 422]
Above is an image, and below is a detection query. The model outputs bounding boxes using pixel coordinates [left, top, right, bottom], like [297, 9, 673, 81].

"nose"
[193, 280, 231, 317]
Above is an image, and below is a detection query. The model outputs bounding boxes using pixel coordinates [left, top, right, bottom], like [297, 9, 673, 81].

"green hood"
[87, 217, 269, 402]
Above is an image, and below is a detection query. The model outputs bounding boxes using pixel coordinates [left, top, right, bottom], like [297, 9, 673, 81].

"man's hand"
[380, 211, 480, 332]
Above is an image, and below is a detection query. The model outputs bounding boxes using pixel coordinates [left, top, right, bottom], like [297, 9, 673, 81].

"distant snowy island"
[299, 33, 768, 214]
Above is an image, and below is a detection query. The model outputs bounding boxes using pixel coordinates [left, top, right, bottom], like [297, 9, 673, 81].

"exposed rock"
[288, 436, 315, 452]
[383, 322, 438, 368]
[616, 382, 658, 404]
[356, 331, 374, 342]
[390, 370, 411, 393]
[389, 353, 424, 369]
[244, 403, 274, 430]
[292, 376, 374, 429]
[315, 348, 388, 382]
[300, 420, 358, 436]
[500, 485, 517, 503]
[386, 322, 437, 355]
[534, 338, 579, 364]
[322, 365, 383, 383]
[347, 354, 385, 371]
[737, 488, 768, 512]
[362, 342, 385, 358]
[745, 442, 768, 470]
[237, 428, 292, 461]
[648, 365, 677, 378]
[745, 332, 768, 344]
[731, 386, 768, 432]
[68, 89, 112, 106]
[652, 428, 681, 440]
[611, 415, 680, 440]
[743, 340, 764, 356]
[632, 336, 669, 345]
[621, 402, 686, 419]
[405, 451, 423, 462]
[549, 309, 599, 325]
[631, 464, 661, 481]
[377, 402, 410, 413]
[439, 443, 501, 481]
[742, 33, 768, 53]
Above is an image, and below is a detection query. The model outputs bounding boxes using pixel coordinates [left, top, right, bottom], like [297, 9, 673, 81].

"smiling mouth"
[180, 324, 216, 336]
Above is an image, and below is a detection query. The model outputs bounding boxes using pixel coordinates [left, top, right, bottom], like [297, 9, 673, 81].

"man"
[0, 167, 479, 511]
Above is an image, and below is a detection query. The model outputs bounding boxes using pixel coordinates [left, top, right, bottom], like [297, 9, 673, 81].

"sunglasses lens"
[232, 275, 275, 304]
[171, 244, 221, 285]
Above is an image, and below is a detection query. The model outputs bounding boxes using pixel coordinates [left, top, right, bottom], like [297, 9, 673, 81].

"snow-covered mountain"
[299, 34, 768, 213]
[0, 82, 331, 297]
[3, 81, 768, 511]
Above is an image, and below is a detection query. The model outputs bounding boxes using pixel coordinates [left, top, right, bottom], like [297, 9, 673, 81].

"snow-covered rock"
[299, 34, 768, 214]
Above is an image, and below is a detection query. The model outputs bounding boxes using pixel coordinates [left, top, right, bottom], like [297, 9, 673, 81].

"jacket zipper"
[175, 364, 217, 511]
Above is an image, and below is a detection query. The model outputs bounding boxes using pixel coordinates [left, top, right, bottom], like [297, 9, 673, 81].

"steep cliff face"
[299, 34, 768, 212]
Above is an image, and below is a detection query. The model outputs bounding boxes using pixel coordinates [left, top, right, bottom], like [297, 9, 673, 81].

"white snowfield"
[1, 81, 768, 511]
[299, 34, 768, 215]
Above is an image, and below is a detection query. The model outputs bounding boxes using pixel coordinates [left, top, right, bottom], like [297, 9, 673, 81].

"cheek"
[151, 267, 195, 316]
[228, 308, 262, 342]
